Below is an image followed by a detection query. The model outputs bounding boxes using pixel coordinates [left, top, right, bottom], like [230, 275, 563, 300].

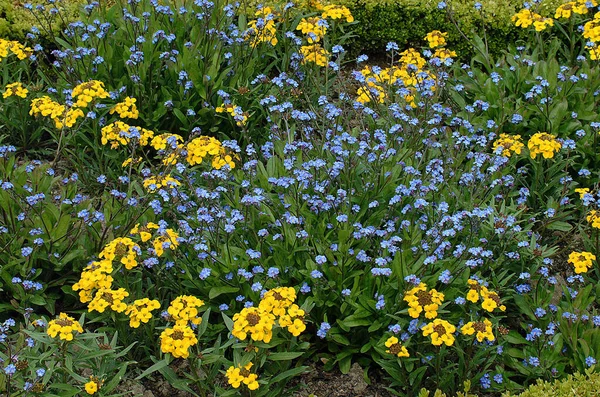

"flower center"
[416, 290, 433, 306]
[247, 313, 261, 326]
[433, 324, 447, 335]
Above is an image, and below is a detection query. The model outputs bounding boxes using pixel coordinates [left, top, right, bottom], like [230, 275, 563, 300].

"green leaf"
[209, 286, 239, 299]
[270, 366, 309, 383]
[135, 357, 169, 380]
[267, 352, 305, 361]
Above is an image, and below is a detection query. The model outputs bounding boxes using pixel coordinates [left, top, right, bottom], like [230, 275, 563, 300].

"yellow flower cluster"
[260, 287, 307, 336]
[568, 251, 596, 274]
[29, 80, 109, 129]
[403, 283, 444, 319]
[74, 226, 181, 329]
[232, 306, 276, 343]
[425, 30, 447, 48]
[30, 96, 74, 129]
[246, 7, 278, 47]
[130, 222, 159, 242]
[297, 17, 328, 43]
[72, 260, 114, 303]
[125, 298, 161, 328]
[152, 228, 180, 257]
[159, 295, 204, 358]
[466, 280, 506, 313]
[167, 295, 205, 326]
[385, 336, 409, 357]
[300, 44, 329, 67]
[226, 363, 259, 390]
[216, 103, 249, 127]
[186, 135, 236, 170]
[527, 132, 561, 159]
[422, 319, 456, 346]
[461, 318, 495, 342]
[584, 11, 600, 58]
[233, 287, 306, 342]
[555, 1, 589, 19]
[3, 82, 28, 99]
[160, 323, 198, 358]
[493, 134, 524, 157]
[575, 188, 590, 199]
[71, 80, 109, 108]
[143, 174, 181, 192]
[321, 4, 353, 22]
[432, 48, 457, 60]
[587, 210, 600, 228]
[0, 38, 33, 60]
[110, 96, 139, 119]
[101, 121, 155, 149]
[100, 237, 141, 270]
[47, 313, 84, 341]
[512, 9, 554, 32]
[151, 133, 184, 151]
[356, 48, 430, 106]
[88, 288, 129, 313]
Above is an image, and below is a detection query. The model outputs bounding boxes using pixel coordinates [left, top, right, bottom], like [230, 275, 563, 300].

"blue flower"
[586, 356, 597, 367]
[317, 322, 331, 338]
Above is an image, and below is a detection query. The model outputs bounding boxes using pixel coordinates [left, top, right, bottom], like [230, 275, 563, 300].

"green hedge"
[344, 0, 565, 59]
[507, 371, 600, 397]
[0, 0, 83, 39]
[420, 371, 600, 397]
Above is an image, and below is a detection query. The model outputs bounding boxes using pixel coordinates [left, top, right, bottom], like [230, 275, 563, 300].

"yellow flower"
[575, 188, 590, 199]
[143, 174, 181, 192]
[321, 4, 353, 22]
[425, 30, 448, 48]
[226, 363, 260, 390]
[151, 228, 180, 257]
[493, 134, 524, 157]
[126, 298, 161, 328]
[432, 48, 456, 60]
[101, 121, 154, 148]
[403, 283, 444, 319]
[297, 17, 327, 43]
[71, 80, 109, 108]
[587, 210, 600, 229]
[167, 295, 204, 326]
[110, 96, 139, 119]
[568, 251, 596, 274]
[461, 319, 495, 342]
[47, 313, 84, 341]
[99, 237, 140, 270]
[84, 379, 99, 395]
[215, 104, 248, 127]
[245, 8, 278, 47]
[300, 44, 329, 67]
[160, 324, 198, 358]
[88, 288, 129, 313]
[259, 287, 297, 317]
[480, 289, 506, 313]
[3, 82, 28, 99]
[422, 319, 456, 346]
[528, 132, 561, 159]
[384, 336, 410, 357]
[72, 260, 114, 303]
[151, 133, 184, 151]
[512, 9, 535, 28]
[232, 307, 276, 343]
[532, 14, 554, 32]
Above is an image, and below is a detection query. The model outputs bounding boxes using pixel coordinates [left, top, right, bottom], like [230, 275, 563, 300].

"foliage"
[3, 0, 600, 396]
[0, 313, 133, 396]
[0, 0, 84, 39]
